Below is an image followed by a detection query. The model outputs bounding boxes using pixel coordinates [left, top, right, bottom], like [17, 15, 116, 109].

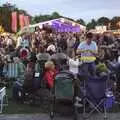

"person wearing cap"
[77, 32, 98, 75]
[47, 44, 56, 56]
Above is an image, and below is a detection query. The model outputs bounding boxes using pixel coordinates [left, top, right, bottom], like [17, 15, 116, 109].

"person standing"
[16, 35, 22, 48]
[21, 34, 30, 48]
[77, 32, 98, 75]
[67, 34, 76, 57]
[56, 34, 62, 52]
[59, 34, 67, 53]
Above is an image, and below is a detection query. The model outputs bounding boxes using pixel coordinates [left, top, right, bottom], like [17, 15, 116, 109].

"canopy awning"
[19, 18, 86, 34]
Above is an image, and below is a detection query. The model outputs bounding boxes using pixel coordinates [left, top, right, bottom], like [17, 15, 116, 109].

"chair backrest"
[7, 62, 19, 78]
[0, 87, 6, 98]
[55, 72, 74, 99]
[86, 75, 107, 100]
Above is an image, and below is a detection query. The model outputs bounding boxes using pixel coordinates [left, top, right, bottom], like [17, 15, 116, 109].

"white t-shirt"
[17, 36, 22, 47]
[6, 38, 13, 46]
[118, 56, 120, 63]
[69, 58, 79, 74]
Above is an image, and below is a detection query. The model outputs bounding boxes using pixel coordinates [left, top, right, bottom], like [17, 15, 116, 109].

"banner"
[24, 16, 30, 26]
[19, 14, 25, 29]
[11, 12, 17, 32]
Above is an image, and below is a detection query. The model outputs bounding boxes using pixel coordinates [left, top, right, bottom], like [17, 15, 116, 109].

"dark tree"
[76, 18, 86, 26]
[87, 19, 97, 30]
[97, 17, 110, 26]
[110, 16, 120, 30]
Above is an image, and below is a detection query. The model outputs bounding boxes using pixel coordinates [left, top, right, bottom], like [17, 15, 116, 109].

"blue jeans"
[79, 62, 96, 76]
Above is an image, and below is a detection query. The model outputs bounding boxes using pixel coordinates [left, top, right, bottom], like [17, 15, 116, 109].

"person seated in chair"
[43, 61, 58, 89]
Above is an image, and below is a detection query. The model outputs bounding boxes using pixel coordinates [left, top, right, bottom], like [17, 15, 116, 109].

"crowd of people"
[0, 27, 120, 89]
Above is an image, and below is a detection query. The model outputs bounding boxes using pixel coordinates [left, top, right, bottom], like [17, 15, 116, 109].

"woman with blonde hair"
[43, 61, 57, 89]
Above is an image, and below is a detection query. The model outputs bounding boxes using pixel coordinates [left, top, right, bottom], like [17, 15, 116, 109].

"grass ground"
[1, 82, 120, 115]
[3, 85, 49, 114]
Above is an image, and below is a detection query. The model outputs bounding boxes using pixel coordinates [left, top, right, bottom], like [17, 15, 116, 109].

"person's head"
[1, 36, 4, 40]
[35, 27, 40, 32]
[86, 32, 93, 44]
[47, 44, 56, 55]
[80, 34, 85, 41]
[45, 61, 55, 71]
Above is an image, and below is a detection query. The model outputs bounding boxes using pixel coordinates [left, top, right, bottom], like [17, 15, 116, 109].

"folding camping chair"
[13, 60, 46, 104]
[74, 74, 114, 120]
[21, 60, 46, 102]
[49, 70, 75, 119]
[0, 87, 8, 113]
[106, 61, 120, 104]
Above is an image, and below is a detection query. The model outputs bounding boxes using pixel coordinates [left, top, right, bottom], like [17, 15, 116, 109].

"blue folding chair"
[74, 74, 115, 120]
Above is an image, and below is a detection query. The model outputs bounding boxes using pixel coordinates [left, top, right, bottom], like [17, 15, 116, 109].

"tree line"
[0, 3, 30, 33]
[0, 2, 120, 32]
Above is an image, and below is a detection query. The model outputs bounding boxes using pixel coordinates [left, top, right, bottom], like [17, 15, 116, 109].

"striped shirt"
[78, 41, 98, 63]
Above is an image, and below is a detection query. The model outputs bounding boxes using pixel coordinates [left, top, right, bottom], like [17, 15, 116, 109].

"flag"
[11, 12, 17, 32]
[24, 16, 30, 26]
[19, 14, 25, 29]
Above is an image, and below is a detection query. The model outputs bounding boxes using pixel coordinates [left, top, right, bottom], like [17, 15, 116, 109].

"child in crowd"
[43, 61, 58, 89]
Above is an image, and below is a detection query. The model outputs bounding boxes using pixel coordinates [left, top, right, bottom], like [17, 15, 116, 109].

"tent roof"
[25, 18, 86, 29]
[19, 18, 86, 34]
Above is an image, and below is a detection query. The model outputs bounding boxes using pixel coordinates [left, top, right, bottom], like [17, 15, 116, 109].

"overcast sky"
[0, 0, 120, 22]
